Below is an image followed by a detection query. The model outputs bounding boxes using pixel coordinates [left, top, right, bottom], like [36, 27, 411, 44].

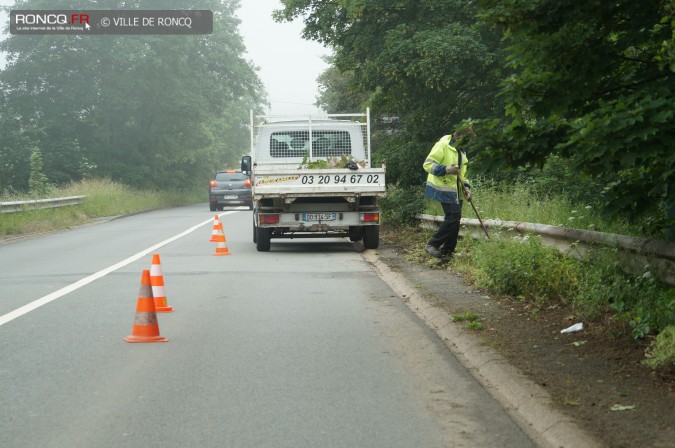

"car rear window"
[215, 172, 248, 181]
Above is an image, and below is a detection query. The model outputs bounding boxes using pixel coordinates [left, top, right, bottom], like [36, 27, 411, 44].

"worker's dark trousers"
[427, 202, 462, 256]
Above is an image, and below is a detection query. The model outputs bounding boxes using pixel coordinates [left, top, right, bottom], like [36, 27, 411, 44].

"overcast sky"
[0, 1, 330, 115]
[237, 0, 329, 115]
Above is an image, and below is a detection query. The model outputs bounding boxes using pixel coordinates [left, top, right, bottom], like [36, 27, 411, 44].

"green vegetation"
[457, 235, 674, 342]
[28, 148, 51, 197]
[0, 0, 265, 194]
[298, 154, 365, 170]
[432, 182, 636, 238]
[382, 175, 674, 367]
[643, 326, 675, 369]
[277, 0, 674, 238]
[452, 311, 485, 331]
[429, 224, 673, 364]
[380, 185, 425, 227]
[474, 0, 674, 226]
[468, 237, 579, 304]
[1, 0, 671, 367]
[0, 178, 201, 237]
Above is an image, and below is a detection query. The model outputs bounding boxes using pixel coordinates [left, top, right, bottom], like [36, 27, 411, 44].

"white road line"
[0, 212, 237, 328]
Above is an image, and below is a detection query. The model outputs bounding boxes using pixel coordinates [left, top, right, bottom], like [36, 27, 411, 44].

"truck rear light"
[209, 180, 217, 187]
[360, 212, 379, 223]
[244, 178, 251, 187]
[259, 214, 280, 224]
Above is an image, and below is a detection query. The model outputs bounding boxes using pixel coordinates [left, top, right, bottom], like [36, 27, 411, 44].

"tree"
[280, 0, 675, 236]
[28, 147, 50, 196]
[475, 0, 675, 232]
[275, 0, 507, 187]
[315, 55, 369, 113]
[0, 105, 34, 193]
[0, 0, 266, 191]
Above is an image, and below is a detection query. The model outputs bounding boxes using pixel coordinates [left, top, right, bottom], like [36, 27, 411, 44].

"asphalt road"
[0, 204, 535, 447]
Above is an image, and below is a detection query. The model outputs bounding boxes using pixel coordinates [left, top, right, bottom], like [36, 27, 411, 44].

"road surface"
[0, 204, 534, 447]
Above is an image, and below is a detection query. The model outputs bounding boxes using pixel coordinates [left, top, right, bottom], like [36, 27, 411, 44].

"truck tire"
[348, 226, 363, 242]
[256, 226, 271, 251]
[362, 225, 379, 249]
[210, 204, 217, 212]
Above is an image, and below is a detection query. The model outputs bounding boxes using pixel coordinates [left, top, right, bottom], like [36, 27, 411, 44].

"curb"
[361, 250, 602, 448]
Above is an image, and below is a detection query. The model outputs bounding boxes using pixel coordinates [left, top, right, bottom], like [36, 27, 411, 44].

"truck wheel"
[256, 227, 271, 251]
[210, 204, 217, 212]
[362, 226, 379, 249]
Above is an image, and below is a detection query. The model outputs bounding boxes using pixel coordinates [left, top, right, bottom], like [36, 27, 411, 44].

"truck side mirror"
[241, 155, 252, 174]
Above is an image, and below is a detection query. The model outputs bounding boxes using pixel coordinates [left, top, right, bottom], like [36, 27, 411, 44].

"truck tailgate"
[252, 168, 386, 197]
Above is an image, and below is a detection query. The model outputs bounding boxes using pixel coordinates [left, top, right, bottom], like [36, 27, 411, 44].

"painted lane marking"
[0, 211, 237, 328]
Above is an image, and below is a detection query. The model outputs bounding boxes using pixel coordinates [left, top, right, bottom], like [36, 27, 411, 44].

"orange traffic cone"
[209, 215, 223, 242]
[150, 254, 173, 313]
[124, 270, 168, 343]
[211, 225, 226, 243]
[212, 227, 231, 256]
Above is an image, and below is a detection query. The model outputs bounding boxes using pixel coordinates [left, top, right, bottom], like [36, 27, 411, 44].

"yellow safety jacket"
[423, 135, 470, 205]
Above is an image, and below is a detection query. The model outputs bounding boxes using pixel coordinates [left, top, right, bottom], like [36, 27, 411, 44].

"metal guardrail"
[417, 214, 675, 285]
[0, 196, 86, 213]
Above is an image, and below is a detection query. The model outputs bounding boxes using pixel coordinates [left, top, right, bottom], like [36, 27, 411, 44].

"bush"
[28, 148, 51, 197]
[643, 326, 675, 369]
[571, 251, 625, 320]
[479, 154, 608, 213]
[413, 167, 672, 342]
[381, 185, 425, 226]
[573, 249, 675, 339]
[467, 236, 674, 339]
[611, 275, 675, 339]
[470, 236, 580, 303]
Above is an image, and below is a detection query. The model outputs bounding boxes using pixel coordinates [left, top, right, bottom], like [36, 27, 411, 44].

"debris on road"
[561, 322, 584, 334]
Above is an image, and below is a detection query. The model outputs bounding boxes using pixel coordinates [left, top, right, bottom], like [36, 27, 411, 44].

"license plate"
[222, 195, 237, 200]
[303, 212, 336, 221]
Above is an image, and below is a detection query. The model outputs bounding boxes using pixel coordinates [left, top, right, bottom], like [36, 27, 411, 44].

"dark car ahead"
[209, 170, 252, 211]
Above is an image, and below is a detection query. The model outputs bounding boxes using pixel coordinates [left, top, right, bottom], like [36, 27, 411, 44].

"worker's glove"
[463, 187, 472, 202]
[445, 165, 459, 175]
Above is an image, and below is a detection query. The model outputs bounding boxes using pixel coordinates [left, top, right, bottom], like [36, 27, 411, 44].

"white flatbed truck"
[241, 110, 386, 251]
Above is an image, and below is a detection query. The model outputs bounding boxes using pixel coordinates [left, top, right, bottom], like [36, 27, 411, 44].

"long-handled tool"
[457, 151, 490, 239]
[458, 179, 490, 239]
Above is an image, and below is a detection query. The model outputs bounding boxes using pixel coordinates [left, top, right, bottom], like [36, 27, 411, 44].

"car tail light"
[360, 212, 379, 223]
[259, 214, 280, 224]
[209, 180, 217, 187]
[244, 178, 251, 187]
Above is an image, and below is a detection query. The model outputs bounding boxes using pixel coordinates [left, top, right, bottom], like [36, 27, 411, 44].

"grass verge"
[0, 178, 202, 237]
[383, 224, 674, 369]
[425, 178, 636, 237]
